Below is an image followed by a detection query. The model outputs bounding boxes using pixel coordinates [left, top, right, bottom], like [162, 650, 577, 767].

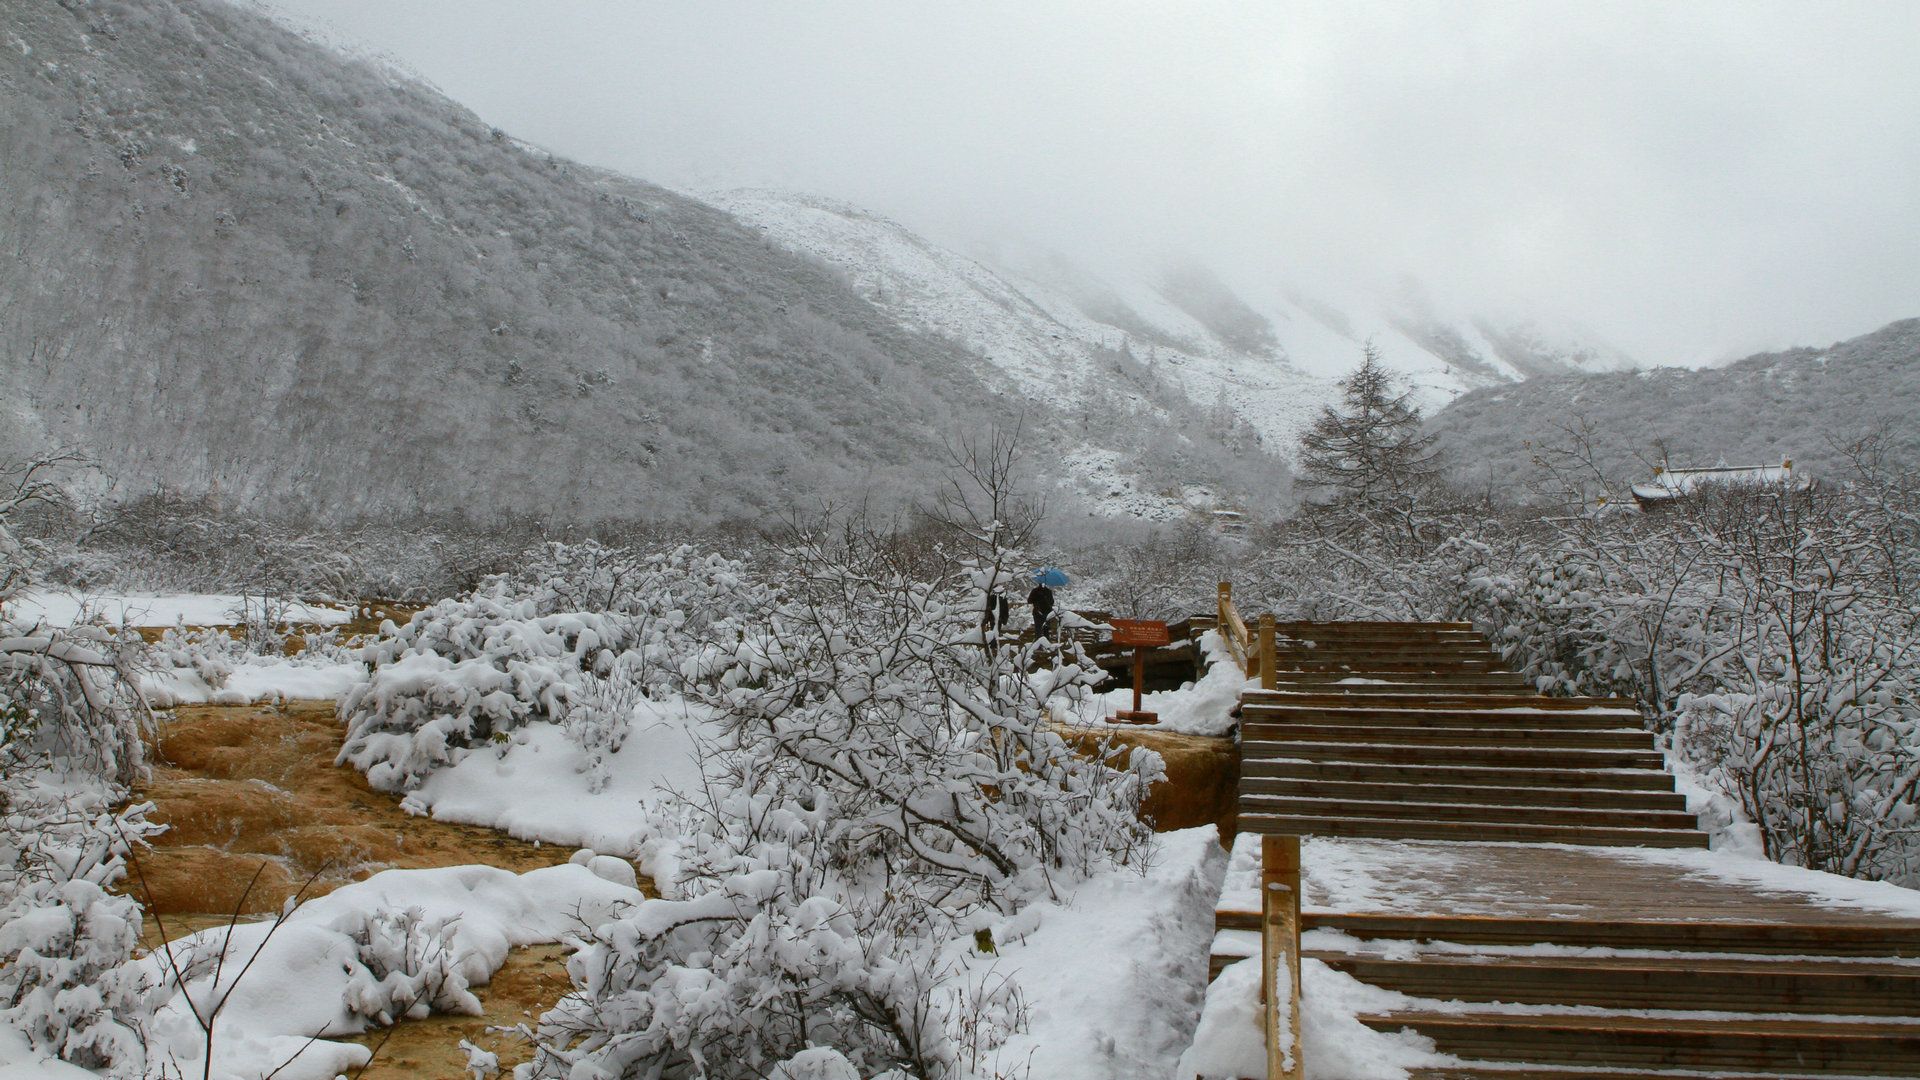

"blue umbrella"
[1031, 567, 1070, 587]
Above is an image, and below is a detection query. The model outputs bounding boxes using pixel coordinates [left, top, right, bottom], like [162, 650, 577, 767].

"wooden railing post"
[1217, 581, 1231, 629]
[1258, 613, 1276, 691]
[1263, 834, 1305, 1080]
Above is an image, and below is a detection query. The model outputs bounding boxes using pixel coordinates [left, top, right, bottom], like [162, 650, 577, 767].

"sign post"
[1109, 618, 1170, 723]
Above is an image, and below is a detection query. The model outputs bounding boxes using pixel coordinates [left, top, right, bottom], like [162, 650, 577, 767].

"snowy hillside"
[0, 0, 1272, 527]
[717, 189, 1639, 455]
[1428, 316, 1920, 495]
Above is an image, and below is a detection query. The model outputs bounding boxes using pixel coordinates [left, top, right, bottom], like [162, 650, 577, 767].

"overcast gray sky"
[264, 0, 1920, 366]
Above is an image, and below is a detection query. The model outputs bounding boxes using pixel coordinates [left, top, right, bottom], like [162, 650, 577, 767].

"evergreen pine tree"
[1298, 342, 1442, 500]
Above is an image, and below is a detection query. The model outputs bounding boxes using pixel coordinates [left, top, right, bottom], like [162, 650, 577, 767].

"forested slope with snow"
[1428, 317, 1920, 495]
[0, 0, 1272, 526]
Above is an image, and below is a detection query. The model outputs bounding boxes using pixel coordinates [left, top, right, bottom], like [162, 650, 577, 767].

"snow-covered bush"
[150, 625, 239, 693]
[0, 789, 162, 1077]
[0, 625, 151, 791]
[338, 545, 774, 791]
[0, 456, 169, 1074]
[341, 907, 480, 1025]
[1448, 476, 1920, 884]
[3, 456, 152, 791]
[523, 519, 1157, 1079]
[0, 876, 155, 1074]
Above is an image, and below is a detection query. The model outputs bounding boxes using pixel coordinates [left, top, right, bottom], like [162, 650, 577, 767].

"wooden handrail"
[1216, 582, 1275, 689]
[1217, 581, 1252, 673]
[1263, 835, 1306, 1080]
[1258, 613, 1276, 692]
[1224, 582, 1299, 1076]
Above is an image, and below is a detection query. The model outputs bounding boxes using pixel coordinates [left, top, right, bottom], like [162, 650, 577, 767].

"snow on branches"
[523, 522, 1158, 1079]
[337, 544, 773, 792]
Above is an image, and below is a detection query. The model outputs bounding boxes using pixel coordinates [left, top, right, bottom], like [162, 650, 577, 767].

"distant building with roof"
[1629, 459, 1812, 509]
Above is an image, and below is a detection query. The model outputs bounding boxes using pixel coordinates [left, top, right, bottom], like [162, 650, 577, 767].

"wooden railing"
[1220, 582, 1302, 1078]
[1216, 581, 1276, 691]
[1264, 835, 1305, 1080]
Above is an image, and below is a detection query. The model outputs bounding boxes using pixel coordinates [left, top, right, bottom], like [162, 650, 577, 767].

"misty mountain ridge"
[0, 0, 1276, 526]
[1427, 317, 1920, 495]
[715, 189, 1641, 457]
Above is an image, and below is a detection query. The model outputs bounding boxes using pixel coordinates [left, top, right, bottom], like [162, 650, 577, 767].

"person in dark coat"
[1028, 583, 1054, 640]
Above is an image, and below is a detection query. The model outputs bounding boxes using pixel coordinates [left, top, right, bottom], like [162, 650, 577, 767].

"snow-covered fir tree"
[1297, 343, 1443, 501]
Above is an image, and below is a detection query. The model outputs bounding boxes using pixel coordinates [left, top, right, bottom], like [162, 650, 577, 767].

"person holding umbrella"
[1029, 567, 1068, 639]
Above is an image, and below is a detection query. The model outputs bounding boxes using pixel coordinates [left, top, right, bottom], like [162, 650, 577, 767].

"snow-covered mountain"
[715, 189, 1639, 455]
[0, 0, 1273, 526]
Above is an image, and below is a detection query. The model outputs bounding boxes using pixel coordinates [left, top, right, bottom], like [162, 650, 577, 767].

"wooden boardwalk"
[1300, 838, 1920, 926]
[1212, 617, 1920, 1080]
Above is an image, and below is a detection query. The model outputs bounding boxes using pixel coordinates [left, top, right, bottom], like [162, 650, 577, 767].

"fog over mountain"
[257, 0, 1920, 369]
[714, 189, 1639, 456]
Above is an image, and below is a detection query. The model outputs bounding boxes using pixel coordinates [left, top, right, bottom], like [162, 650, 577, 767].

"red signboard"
[1109, 618, 1171, 648]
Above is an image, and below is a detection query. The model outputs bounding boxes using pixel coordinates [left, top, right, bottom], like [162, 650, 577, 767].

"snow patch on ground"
[1298, 959, 1438, 1080]
[399, 701, 707, 861]
[972, 826, 1224, 1080]
[1667, 746, 1769, 857]
[143, 656, 369, 707]
[11, 591, 352, 629]
[1614, 844, 1920, 919]
[0, 863, 644, 1080]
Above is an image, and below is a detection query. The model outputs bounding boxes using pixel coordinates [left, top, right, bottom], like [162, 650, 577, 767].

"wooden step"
[1361, 1011, 1920, 1075]
[1274, 661, 1512, 668]
[1216, 909, 1261, 931]
[1244, 702, 1641, 722]
[1274, 639, 1485, 646]
[1268, 682, 1538, 696]
[1318, 952, 1920, 1015]
[1239, 776, 1690, 811]
[1244, 691, 1640, 711]
[1269, 650, 1506, 664]
[1302, 915, 1920, 957]
[1273, 632, 1493, 642]
[1277, 649, 1498, 661]
[1273, 620, 1475, 630]
[1240, 794, 1698, 830]
[1237, 812, 1709, 847]
[1273, 669, 1528, 683]
[1269, 682, 1538, 695]
[1240, 739, 1667, 770]
[1207, 953, 1249, 981]
[1413, 1060, 1843, 1068]
[1242, 759, 1680, 791]
[1241, 724, 1657, 749]
[1243, 710, 1643, 732]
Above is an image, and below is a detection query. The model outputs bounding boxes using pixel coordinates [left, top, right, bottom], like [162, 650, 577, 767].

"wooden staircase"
[1239, 621, 1705, 848]
[1213, 617, 1920, 1080]
[1324, 912, 1920, 1078]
